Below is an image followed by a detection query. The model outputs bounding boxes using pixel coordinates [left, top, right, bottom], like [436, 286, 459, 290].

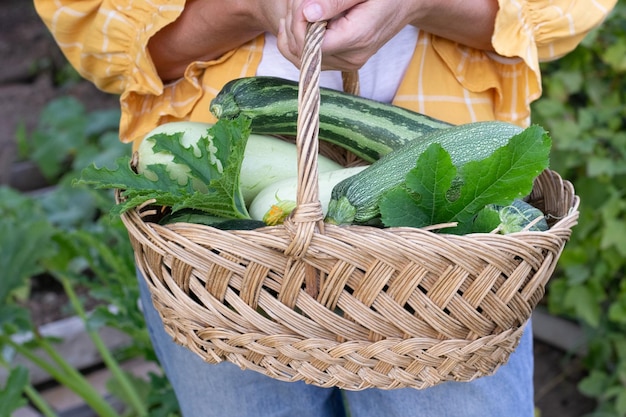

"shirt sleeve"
[394, 0, 616, 128]
[493, 0, 617, 75]
[33, 0, 264, 147]
[33, 0, 184, 95]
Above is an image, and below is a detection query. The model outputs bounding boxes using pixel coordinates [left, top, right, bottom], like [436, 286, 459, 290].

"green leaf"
[0, 188, 57, 303]
[379, 125, 551, 233]
[471, 205, 502, 233]
[602, 38, 626, 71]
[30, 97, 88, 180]
[587, 156, 616, 177]
[563, 264, 592, 286]
[616, 389, 626, 416]
[380, 143, 457, 228]
[379, 186, 431, 228]
[78, 156, 184, 196]
[578, 370, 611, 398]
[564, 286, 602, 327]
[85, 108, 122, 137]
[73, 131, 130, 173]
[0, 367, 29, 416]
[0, 305, 33, 334]
[106, 371, 149, 410]
[76, 116, 252, 219]
[601, 218, 626, 257]
[608, 297, 626, 324]
[532, 98, 565, 119]
[39, 181, 104, 230]
[145, 372, 180, 416]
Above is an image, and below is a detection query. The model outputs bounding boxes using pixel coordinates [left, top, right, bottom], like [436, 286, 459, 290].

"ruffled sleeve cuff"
[84, 1, 186, 144]
[493, 0, 616, 73]
[74, 0, 264, 146]
[119, 36, 265, 148]
[487, 0, 615, 124]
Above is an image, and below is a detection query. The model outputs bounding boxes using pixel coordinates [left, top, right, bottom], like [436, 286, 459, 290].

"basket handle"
[283, 21, 327, 259]
[342, 70, 360, 96]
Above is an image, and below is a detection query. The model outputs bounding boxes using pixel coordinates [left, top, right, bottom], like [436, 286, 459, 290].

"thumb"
[302, 2, 325, 22]
[302, 0, 359, 23]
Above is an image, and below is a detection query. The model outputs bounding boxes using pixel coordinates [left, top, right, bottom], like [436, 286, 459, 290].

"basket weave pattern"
[120, 22, 579, 390]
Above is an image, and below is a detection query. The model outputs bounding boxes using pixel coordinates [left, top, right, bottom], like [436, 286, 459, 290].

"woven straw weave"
[119, 22, 579, 390]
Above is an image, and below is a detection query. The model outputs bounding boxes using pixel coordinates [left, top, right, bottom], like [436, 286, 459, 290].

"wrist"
[408, 0, 498, 50]
[236, 0, 284, 36]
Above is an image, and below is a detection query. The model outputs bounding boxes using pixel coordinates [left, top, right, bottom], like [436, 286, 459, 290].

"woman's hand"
[277, 0, 499, 71]
[278, 0, 414, 71]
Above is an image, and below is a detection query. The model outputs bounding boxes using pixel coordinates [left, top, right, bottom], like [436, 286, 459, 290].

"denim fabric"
[137, 271, 534, 417]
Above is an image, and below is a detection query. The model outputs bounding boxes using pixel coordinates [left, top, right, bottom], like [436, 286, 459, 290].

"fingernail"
[303, 3, 323, 22]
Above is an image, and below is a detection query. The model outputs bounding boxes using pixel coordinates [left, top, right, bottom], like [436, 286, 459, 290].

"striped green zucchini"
[209, 76, 453, 162]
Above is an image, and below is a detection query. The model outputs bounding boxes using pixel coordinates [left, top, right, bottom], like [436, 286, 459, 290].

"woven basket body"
[119, 23, 579, 390]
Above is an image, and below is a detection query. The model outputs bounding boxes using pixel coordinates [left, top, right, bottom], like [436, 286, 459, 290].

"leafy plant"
[0, 367, 29, 416]
[0, 96, 180, 416]
[15, 96, 126, 182]
[531, 3, 626, 416]
[0, 184, 181, 416]
[0, 187, 57, 302]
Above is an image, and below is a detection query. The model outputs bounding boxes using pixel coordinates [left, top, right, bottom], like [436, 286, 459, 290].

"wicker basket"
[118, 22, 579, 390]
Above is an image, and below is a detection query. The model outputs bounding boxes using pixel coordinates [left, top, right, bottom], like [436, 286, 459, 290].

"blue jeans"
[137, 272, 534, 417]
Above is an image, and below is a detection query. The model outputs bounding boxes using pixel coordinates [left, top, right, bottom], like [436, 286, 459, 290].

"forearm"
[148, 0, 279, 82]
[408, 0, 499, 51]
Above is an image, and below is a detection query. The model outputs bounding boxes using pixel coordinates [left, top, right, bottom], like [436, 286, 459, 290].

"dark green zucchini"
[325, 121, 525, 225]
[210, 76, 452, 162]
[159, 210, 266, 230]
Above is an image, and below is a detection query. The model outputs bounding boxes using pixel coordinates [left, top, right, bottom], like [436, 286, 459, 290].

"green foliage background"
[531, 2, 626, 415]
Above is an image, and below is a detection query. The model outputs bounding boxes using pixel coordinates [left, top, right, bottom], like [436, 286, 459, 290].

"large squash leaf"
[76, 116, 252, 219]
[379, 125, 551, 233]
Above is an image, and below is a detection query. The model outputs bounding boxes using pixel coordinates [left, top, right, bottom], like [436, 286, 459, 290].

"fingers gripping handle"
[284, 21, 327, 260]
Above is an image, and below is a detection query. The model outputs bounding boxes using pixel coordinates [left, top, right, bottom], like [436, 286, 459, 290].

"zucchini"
[238, 131, 342, 203]
[159, 209, 266, 230]
[210, 76, 453, 162]
[325, 121, 524, 225]
[248, 166, 368, 225]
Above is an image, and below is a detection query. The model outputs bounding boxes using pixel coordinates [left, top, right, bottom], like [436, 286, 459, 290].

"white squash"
[249, 166, 368, 224]
[136, 121, 342, 203]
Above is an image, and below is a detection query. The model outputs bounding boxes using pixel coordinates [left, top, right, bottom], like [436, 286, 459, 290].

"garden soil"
[0, 1, 597, 416]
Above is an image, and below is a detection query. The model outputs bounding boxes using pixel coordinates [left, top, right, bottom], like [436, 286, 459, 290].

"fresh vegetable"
[77, 116, 254, 218]
[249, 166, 368, 225]
[326, 122, 551, 230]
[137, 121, 342, 204]
[77, 113, 551, 237]
[376, 126, 551, 233]
[473, 199, 549, 234]
[210, 76, 453, 162]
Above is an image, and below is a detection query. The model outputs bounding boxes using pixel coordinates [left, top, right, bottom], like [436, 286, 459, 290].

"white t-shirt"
[256, 26, 419, 103]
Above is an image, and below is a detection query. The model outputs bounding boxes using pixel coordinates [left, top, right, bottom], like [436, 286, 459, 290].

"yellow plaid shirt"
[35, 0, 616, 150]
